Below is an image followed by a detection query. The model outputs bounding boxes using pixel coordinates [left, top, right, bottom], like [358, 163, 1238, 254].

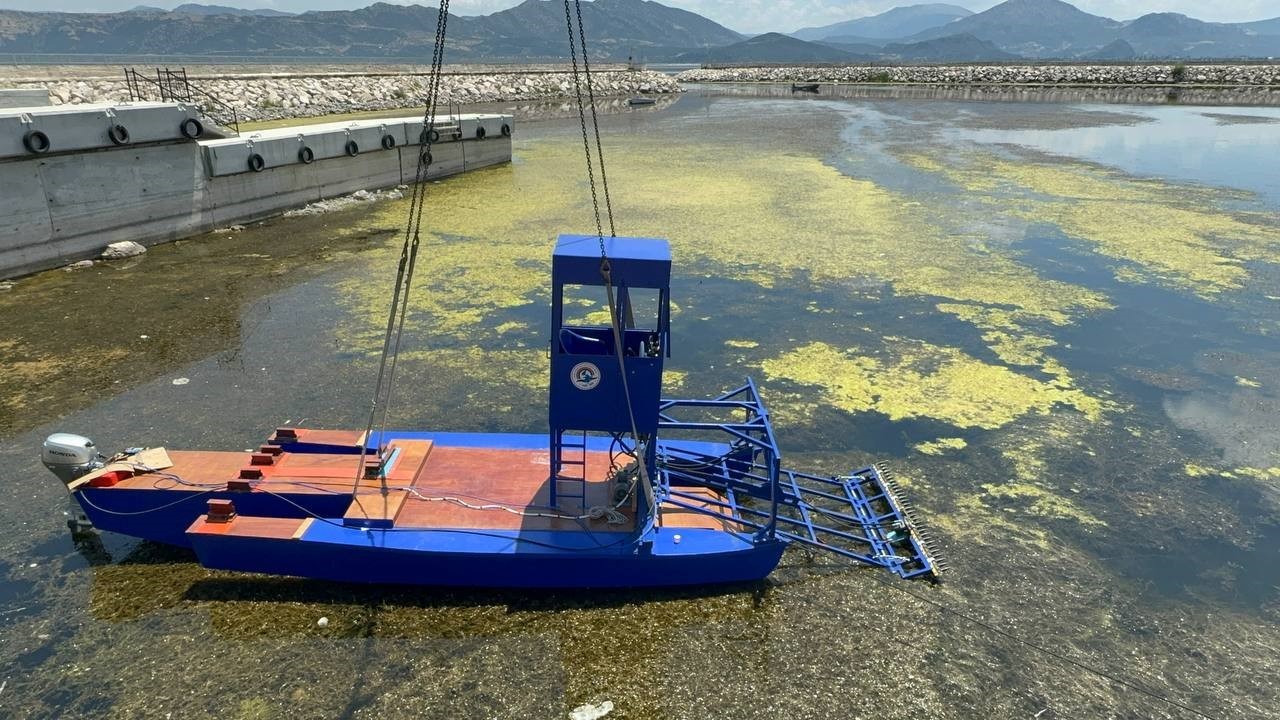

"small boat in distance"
[790, 83, 820, 92]
[628, 96, 656, 106]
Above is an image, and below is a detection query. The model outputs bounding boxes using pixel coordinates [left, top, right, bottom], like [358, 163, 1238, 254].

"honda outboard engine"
[42, 433, 102, 485]
[42, 433, 101, 534]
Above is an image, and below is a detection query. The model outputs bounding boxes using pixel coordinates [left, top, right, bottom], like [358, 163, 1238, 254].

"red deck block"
[207, 499, 236, 523]
[250, 452, 277, 466]
[239, 467, 265, 480]
[258, 445, 284, 456]
[87, 469, 132, 488]
[227, 479, 253, 492]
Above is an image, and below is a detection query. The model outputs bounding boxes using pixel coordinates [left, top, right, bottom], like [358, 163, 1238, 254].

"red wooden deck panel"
[393, 445, 636, 532]
[187, 515, 307, 539]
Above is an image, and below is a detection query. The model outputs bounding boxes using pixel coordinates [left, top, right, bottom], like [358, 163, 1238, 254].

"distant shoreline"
[3, 67, 682, 125]
[677, 64, 1280, 88]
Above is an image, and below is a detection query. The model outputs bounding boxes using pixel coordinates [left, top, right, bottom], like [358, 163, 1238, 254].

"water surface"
[1, 87, 1278, 719]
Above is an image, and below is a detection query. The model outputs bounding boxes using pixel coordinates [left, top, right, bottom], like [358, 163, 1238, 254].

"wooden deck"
[102, 433, 736, 536]
[188, 514, 308, 539]
[97, 439, 435, 495]
[389, 445, 734, 533]
[391, 445, 632, 531]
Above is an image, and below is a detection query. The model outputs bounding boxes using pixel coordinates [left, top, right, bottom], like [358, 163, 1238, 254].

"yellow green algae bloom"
[914, 438, 968, 456]
[760, 339, 1102, 431]
[1185, 463, 1280, 481]
[900, 149, 1280, 296]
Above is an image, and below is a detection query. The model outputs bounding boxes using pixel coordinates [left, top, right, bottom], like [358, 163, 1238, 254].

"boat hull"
[76, 487, 351, 547]
[189, 523, 786, 589]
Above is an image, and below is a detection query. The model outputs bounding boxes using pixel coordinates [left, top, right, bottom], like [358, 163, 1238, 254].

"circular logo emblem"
[570, 362, 601, 391]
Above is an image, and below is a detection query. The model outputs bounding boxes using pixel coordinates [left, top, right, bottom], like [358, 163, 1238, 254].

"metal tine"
[870, 461, 948, 575]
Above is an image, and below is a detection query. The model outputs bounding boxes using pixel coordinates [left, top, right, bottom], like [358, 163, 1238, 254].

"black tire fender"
[500, 123, 511, 137]
[298, 146, 314, 164]
[345, 140, 359, 156]
[247, 153, 265, 172]
[475, 126, 486, 140]
[108, 124, 130, 145]
[381, 134, 396, 150]
[420, 150, 433, 166]
[23, 130, 50, 154]
[180, 118, 204, 139]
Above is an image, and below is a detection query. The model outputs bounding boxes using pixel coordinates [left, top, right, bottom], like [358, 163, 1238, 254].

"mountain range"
[0, 0, 1278, 61]
[895, 0, 1280, 58]
[792, 4, 972, 43]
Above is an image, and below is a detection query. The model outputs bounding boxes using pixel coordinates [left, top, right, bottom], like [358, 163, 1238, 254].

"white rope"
[401, 487, 627, 525]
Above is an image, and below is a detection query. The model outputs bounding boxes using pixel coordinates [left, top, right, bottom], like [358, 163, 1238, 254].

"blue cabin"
[548, 234, 671, 509]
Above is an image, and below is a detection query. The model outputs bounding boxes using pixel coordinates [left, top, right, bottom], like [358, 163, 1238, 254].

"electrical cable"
[251, 486, 637, 552]
[76, 488, 215, 516]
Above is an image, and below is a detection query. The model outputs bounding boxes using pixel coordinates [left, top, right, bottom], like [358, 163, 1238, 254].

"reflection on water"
[690, 80, 1280, 107]
[954, 105, 1280, 204]
[2, 87, 1279, 719]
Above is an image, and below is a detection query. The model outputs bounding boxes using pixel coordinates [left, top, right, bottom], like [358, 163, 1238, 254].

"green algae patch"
[981, 482, 1106, 526]
[1185, 463, 1280, 481]
[914, 437, 967, 455]
[935, 303, 1059, 367]
[902, 149, 1280, 296]
[332, 153, 577, 348]
[399, 347, 547, 394]
[760, 339, 1103, 431]
[329, 138, 1124, 423]
[933, 493, 1056, 551]
[617, 146, 1109, 327]
[663, 368, 689, 390]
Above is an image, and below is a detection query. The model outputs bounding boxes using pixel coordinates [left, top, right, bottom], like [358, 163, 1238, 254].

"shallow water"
[1, 87, 1278, 719]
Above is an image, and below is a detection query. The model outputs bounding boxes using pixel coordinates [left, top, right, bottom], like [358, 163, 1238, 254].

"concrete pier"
[0, 102, 512, 279]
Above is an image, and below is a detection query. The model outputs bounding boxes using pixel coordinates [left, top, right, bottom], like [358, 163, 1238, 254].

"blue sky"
[2, 0, 1276, 34]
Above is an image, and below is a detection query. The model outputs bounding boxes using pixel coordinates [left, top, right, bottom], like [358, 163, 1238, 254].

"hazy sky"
[2, 0, 1276, 34]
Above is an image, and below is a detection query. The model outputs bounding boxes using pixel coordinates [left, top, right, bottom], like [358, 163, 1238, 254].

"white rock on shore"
[101, 240, 147, 259]
[23, 70, 682, 124]
[676, 64, 1280, 86]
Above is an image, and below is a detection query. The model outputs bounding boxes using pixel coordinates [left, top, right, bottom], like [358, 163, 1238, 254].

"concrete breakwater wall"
[677, 64, 1280, 86]
[0, 102, 512, 279]
[16, 70, 681, 124]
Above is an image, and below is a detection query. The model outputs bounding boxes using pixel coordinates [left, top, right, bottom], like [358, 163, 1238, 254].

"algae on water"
[759, 339, 1103, 431]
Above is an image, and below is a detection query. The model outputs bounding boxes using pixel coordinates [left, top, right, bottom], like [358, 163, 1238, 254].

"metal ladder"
[426, 105, 464, 140]
[123, 66, 241, 135]
[552, 429, 589, 511]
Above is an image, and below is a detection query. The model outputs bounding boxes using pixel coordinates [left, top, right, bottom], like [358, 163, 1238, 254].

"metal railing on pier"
[124, 67, 240, 135]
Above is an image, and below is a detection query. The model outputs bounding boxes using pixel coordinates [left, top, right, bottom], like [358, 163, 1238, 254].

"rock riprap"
[24, 70, 681, 123]
[677, 64, 1280, 86]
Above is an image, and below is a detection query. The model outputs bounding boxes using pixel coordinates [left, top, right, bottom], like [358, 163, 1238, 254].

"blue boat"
[42, 235, 943, 588]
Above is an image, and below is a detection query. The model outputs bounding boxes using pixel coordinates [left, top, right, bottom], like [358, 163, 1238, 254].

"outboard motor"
[42, 433, 102, 485]
[42, 433, 101, 534]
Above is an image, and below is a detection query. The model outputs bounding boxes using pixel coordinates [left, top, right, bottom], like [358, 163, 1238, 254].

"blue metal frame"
[654, 380, 943, 580]
[655, 379, 782, 538]
[547, 234, 672, 511]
